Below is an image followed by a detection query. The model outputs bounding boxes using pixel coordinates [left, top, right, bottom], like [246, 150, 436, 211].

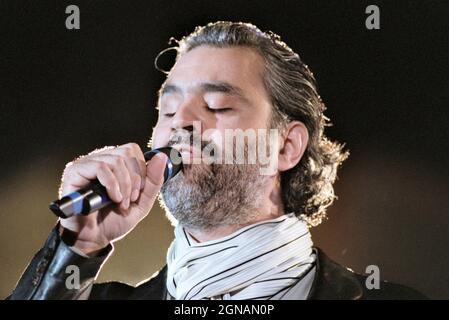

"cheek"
[238, 103, 271, 130]
[202, 110, 269, 145]
[151, 121, 171, 148]
[252, 107, 272, 129]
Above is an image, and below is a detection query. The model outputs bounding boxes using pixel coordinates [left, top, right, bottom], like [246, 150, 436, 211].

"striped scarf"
[166, 213, 315, 300]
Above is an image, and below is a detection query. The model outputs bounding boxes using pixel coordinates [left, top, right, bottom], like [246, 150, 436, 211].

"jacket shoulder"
[90, 266, 167, 300]
[354, 273, 428, 300]
[308, 248, 427, 300]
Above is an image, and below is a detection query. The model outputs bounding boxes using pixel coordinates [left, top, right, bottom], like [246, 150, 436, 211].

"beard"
[158, 140, 272, 231]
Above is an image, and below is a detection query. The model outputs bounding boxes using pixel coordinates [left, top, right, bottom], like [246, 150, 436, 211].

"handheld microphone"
[49, 147, 182, 219]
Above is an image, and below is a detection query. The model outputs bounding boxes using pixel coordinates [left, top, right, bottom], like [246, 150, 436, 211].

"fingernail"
[154, 152, 168, 166]
[125, 197, 130, 209]
[131, 189, 139, 201]
[116, 189, 123, 202]
[121, 197, 130, 210]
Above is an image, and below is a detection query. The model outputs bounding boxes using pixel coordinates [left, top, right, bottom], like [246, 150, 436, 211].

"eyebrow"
[160, 81, 249, 102]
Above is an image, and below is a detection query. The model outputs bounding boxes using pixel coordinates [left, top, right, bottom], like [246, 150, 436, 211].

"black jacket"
[9, 224, 427, 300]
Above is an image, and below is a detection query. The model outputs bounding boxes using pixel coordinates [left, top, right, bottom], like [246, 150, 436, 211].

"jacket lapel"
[307, 247, 365, 300]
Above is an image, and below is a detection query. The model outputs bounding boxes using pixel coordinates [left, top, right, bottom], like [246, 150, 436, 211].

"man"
[10, 21, 425, 300]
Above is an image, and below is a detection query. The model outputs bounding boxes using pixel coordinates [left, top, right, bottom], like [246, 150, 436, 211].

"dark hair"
[162, 21, 349, 226]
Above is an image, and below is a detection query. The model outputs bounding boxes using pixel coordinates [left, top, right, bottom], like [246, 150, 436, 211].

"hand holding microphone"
[50, 146, 182, 219]
[53, 143, 182, 255]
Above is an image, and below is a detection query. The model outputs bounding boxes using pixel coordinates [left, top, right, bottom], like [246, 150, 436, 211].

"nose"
[170, 96, 202, 133]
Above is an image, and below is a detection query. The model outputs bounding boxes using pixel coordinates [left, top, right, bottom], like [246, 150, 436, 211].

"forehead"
[166, 46, 267, 95]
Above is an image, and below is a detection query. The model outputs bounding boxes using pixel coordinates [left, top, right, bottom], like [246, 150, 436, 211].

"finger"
[123, 157, 145, 202]
[98, 155, 144, 203]
[68, 143, 145, 209]
[107, 143, 148, 202]
[67, 160, 123, 203]
[108, 143, 147, 178]
[85, 154, 133, 209]
[96, 164, 123, 203]
[88, 153, 144, 204]
[87, 144, 146, 179]
[135, 153, 167, 213]
[107, 143, 147, 188]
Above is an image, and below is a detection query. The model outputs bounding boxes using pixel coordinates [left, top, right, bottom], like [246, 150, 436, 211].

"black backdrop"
[1, 0, 448, 299]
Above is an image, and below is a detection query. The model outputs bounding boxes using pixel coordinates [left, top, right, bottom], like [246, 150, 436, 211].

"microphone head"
[143, 147, 183, 183]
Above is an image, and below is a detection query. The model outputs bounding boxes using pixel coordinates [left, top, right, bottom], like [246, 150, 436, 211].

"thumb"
[135, 152, 167, 211]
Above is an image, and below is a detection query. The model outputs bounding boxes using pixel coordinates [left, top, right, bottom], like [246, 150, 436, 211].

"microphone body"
[49, 147, 182, 219]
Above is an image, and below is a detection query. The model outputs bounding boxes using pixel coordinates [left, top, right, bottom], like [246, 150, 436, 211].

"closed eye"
[206, 106, 232, 113]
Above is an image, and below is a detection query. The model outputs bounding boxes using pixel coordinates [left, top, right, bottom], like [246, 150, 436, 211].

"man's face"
[152, 45, 273, 151]
[151, 45, 277, 230]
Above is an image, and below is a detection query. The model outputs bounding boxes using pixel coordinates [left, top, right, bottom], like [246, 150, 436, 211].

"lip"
[172, 144, 193, 153]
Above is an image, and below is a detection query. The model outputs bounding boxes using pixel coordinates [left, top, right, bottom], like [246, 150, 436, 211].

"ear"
[278, 121, 309, 172]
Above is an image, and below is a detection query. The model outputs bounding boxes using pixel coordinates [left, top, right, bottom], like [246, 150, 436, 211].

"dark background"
[1, 0, 448, 299]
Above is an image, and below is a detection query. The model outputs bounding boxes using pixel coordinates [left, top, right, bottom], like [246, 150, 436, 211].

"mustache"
[167, 131, 216, 154]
